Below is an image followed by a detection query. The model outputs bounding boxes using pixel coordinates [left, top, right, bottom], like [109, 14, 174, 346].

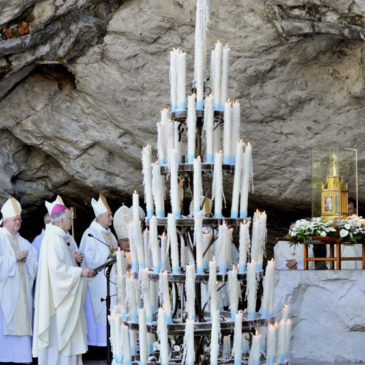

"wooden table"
[277, 237, 365, 270]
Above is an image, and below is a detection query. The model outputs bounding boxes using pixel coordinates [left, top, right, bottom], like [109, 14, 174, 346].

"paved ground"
[83, 360, 363, 365]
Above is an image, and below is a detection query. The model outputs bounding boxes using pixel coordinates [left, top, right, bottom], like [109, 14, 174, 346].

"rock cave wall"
[1, 0, 365, 244]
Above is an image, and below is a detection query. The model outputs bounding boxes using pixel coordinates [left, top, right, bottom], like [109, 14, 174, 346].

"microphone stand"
[94, 257, 116, 365]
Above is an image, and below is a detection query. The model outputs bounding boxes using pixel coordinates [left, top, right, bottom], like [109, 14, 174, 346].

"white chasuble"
[80, 220, 118, 327]
[33, 223, 88, 360]
[0, 227, 37, 336]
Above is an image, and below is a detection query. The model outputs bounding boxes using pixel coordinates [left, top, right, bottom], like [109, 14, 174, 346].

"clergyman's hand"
[82, 268, 96, 278]
[286, 259, 298, 270]
[16, 250, 29, 262]
[74, 251, 84, 264]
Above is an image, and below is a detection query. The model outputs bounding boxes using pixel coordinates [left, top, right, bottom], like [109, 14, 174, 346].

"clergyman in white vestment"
[32, 203, 96, 365]
[80, 194, 118, 347]
[0, 197, 38, 364]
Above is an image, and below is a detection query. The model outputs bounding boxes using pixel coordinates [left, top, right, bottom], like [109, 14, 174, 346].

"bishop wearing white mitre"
[80, 194, 118, 347]
[0, 197, 38, 364]
[44, 196, 84, 265]
[33, 202, 96, 365]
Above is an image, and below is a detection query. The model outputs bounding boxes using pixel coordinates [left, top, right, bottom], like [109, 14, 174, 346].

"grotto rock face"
[1, 0, 365, 237]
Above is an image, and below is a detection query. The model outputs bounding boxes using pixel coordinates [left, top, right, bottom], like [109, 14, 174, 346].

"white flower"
[340, 229, 349, 238]
[344, 224, 351, 230]
[320, 231, 327, 237]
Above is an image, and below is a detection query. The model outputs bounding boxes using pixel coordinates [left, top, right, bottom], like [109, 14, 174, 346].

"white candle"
[138, 308, 148, 364]
[121, 323, 132, 364]
[132, 190, 140, 223]
[157, 307, 169, 365]
[159, 271, 172, 323]
[142, 145, 154, 218]
[226, 227, 233, 270]
[117, 274, 127, 320]
[183, 319, 195, 365]
[261, 259, 275, 318]
[174, 121, 181, 163]
[232, 311, 242, 365]
[208, 269, 218, 313]
[284, 319, 292, 362]
[150, 280, 158, 315]
[246, 261, 257, 320]
[195, 211, 204, 274]
[231, 141, 244, 218]
[139, 268, 152, 324]
[170, 48, 178, 112]
[258, 211, 267, 271]
[126, 273, 138, 322]
[223, 335, 231, 359]
[194, 0, 209, 111]
[130, 328, 137, 356]
[216, 224, 227, 274]
[213, 41, 222, 111]
[112, 310, 122, 360]
[231, 101, 241, 164]
[177, 50, 186, 111]
[116, 248, 123, 277]
[185, 263, 196, 320]
[132, 220, 145, 269]
[143, 228, 151, 269]
[248, 331, 261, 365]
[193, 156, 203, 214]
[160, 232, 168, 272]
[149, 216, 160, 273]
[282, 304, 289, 321]
[166, 119, 175, 166]
[152, 162, 165, 218]
[251, 213, 260, 265]
[277, 320, 286, 364]
[267, 323, 277, 365]
[228, 266, 240, 320]
[157, 122, 166, 165]
[180, 233, 187, 267]
[220, 44, 230, 109]
[240, 142, 253, 218]
[128, 223, 138, 272]
[187, 94, 197, 163]
[210, 310, 221, 365]
[223, 100, 232, 164]
[204, 93, 214, 163]
[210, 49, 215, 91]
[170, 149, 180, 218]
[203, 230, 211, 269]
[147, 332, 154, 355]
[167, 213, 179, 273]
[213, 151, 223, 218]
[238, 219, 250, 273]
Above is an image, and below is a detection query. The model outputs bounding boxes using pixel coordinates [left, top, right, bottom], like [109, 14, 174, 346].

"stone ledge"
[275, 270, 365, 362]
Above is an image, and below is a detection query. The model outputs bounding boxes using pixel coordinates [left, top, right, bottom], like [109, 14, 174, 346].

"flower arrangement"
[288, 217, 337, 243]
[288, 216, 365, 244]
[338, 215, 365, 244]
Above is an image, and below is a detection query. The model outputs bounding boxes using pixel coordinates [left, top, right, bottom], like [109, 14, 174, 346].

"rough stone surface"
[1, 0, 365, 238]
[275, 270, 365, 362]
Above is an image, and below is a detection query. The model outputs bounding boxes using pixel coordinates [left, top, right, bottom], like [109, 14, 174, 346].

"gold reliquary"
[321, 154, 348, 221]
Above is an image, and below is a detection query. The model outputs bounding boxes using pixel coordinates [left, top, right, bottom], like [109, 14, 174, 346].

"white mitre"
[45, 195, 64, 215]
[1, 196, 22, 223]
[91, 193, 111, 217]
[113, 205, 133, 240]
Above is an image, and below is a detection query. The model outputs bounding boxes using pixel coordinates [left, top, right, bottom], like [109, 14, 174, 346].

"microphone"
[88, 233, 110, 249]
